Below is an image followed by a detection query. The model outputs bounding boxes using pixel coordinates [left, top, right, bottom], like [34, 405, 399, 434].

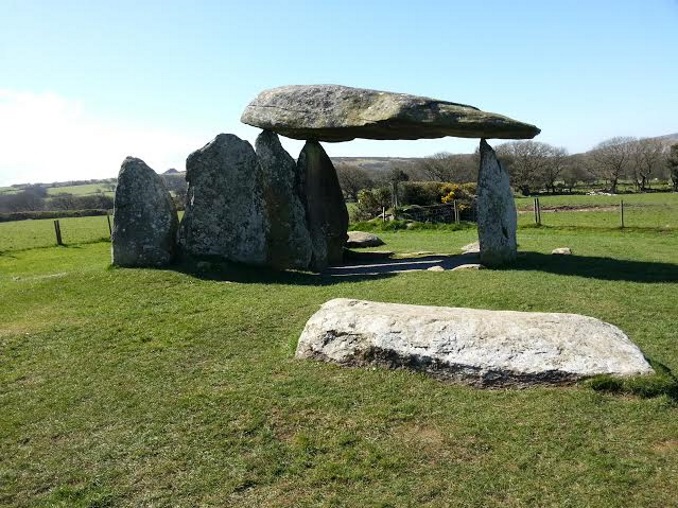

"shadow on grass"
[586, 359, 678, 402]
[171, 255, 399, 286]
[170, 248, 489, 284]
[514, 252, 678, 283]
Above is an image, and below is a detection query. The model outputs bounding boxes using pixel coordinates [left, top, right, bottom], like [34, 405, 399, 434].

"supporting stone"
[255, 130, 313, 270]
[177, 134, 269, 265]
[477, 139, 517, 266]
[111, 157, 178, 267]
[297, 141, 349, 270]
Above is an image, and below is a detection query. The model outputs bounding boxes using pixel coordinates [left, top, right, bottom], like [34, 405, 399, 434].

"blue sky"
[1, 0, 677, 185]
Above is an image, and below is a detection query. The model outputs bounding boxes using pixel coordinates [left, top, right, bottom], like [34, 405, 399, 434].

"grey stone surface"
[426, 265, 445, 272]
[112, 157, 178, 267]
[241, 85, 541, 142]
[296, 299, 655, 387]
[177, 134, 269, 265]
[552, 247, 572, 255]
[255, 130, 313, 269]
[460, 241, 480, 254]
[297, 141, 349, 270]
[477, 139, 518, 267]
[346, 231, 385, 248]
[451, 263, 484, 271]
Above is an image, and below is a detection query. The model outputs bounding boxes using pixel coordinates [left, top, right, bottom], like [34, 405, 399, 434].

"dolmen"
[296, 299, 655, 387]
[112, 84, 540, 269]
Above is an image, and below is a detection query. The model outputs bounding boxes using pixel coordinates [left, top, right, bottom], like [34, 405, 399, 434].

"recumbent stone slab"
[296, 299, 654, 387]
[241, 85, 541, 142]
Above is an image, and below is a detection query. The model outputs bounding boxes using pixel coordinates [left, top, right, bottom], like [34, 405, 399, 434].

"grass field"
[46, 184, 115, 197]
[1, 194, 677, 507]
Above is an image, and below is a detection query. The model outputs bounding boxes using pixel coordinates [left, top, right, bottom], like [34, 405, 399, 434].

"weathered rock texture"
[477, 139, 518, 266]
[296, 299, 654, 387]
[241, 85, 541, 142]
[297, 141, 349, 270]
[255, 130, 312, 269]
[177, 134, 269, 265]
[346, 231, 385, 248]
[112, 157, 178, 267]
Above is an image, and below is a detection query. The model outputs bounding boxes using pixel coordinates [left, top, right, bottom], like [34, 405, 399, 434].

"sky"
[1, 0, 677, 186]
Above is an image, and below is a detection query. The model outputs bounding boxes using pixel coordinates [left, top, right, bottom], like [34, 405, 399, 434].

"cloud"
[0, 90, 205, 186]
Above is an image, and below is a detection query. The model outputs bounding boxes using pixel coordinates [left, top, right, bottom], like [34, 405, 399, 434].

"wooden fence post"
[620, 199, 625, 228]
[54, 220, 63, 246]
[106, 214, 112, 237]
[453, 200, 460, 224]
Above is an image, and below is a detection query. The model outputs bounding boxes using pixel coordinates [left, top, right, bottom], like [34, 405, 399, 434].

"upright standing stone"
[297, 141, 349, 270]
[477, 139, 517, 266]
[112, 157, 178, 267]
[255, 130, 313, 269]
[177, 134, 269, 265]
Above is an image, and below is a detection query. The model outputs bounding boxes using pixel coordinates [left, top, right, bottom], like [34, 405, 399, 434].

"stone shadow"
[513, 252, 678, 283]
[325, 250, 482, 277]
[171, 256, 397, 286]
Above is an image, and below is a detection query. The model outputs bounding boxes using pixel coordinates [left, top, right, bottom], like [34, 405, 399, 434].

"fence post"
[106, 214, 112, 237]
[620, 199, 625, 228]
[537, 197, 542, 225]
[54, 220, 63, 246]
[453, 200, 460, 224]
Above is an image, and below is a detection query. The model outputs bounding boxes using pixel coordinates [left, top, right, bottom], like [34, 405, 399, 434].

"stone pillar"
[477, 139, 517, 266]
[112, 157, 178, 267]
[177, 134, 269, 265]
[297, 141, 349, 271]
[255, 130, 313, 270]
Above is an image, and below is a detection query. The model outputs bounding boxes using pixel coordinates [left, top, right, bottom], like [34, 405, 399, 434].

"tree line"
[337, 137, 678, 201]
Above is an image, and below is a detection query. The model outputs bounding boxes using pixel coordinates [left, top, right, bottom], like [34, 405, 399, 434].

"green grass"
[46, 184, 115, 197]
[0, 215, 111, 252]
[1, 196, 678, 507]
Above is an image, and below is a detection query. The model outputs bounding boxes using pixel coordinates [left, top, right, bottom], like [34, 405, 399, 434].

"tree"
[590, 136, 636, 193]
[631, 138, 665, 191]
[495, 140, 559, 195]
[388, 167, 409, 207]
[667, 143, 678, 192]
[335, 163, 373, 201]
[413, 152, 477, 183]
[541, 146, 569, 194]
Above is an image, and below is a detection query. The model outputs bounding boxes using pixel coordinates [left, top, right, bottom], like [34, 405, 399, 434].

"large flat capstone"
[295, 299, 654, 387]
[241, 85, 541, 142]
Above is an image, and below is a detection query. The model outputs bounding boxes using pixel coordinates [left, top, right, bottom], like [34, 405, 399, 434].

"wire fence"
[0, 215, 112, 252]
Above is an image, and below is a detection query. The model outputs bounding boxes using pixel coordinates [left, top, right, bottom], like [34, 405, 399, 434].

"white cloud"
[0, 90, 205, 186]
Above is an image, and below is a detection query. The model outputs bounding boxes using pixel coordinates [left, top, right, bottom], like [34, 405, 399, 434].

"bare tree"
[590, 136, 636, 193]
[335, 163, 373, 201]
[541, 146, 569, 193]
[495, 141, 556, 195]
[667, 143, 678, 192]
[631, 138, 666, 191]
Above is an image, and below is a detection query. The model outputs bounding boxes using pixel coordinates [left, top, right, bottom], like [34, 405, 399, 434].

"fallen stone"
[461, 241, 480, 254]
[552, 247, 572, 255]
[255, 130, 313, 269]
[346, 231, 385, 248]
[241, 85, 541, 142]
[427, 265, 445, 272]
[451, 263, 484, 271]
[177, 134, 269, 265]
[477, 140, 517, 267]
[297, 141, 349, 270]
[296, 299, 654, 387]
[112, 157, 178, 267]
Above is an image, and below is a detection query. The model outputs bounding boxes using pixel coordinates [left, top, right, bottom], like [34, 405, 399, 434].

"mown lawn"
[1, 196, 677, 507]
